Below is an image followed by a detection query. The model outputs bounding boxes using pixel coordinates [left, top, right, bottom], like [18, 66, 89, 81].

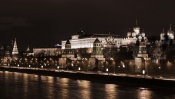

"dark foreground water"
[0, 71, 175, 99]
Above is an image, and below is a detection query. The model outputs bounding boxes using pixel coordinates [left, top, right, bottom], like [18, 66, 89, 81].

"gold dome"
[133, 19, 140, 30]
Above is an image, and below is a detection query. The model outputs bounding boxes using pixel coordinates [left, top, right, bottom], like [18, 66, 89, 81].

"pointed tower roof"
[170, 24, 172, 30]
[94, 38, 101, 43]
[12, 38, 19, 55]
[14, 38, 17, 47]
[66, 39, 71, 44]
[26, 46, 30, 52]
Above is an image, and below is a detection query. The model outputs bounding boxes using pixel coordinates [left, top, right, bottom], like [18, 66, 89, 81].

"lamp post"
[114, 61, 116, 74]
[143, 58, 147, 78]
[142, 69, 145, 78]
[106, 68, 109, 75]
[78, 67, 81, 71]
[105, 61, 109, 75]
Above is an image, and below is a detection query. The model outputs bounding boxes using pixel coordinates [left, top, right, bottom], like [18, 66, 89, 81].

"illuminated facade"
[135, 38, 150, 72]
[61, 21, 148, 50]
[61, 31, 124, 49]
[91, 38, 104, 58]
[33, 48, 61, 56]
[160, 24, 174, 41]
[62, 40, 74, 58]
[1, 46, 12, 65]
[25, 46, 34, 56]
[89, 38, 105, 70]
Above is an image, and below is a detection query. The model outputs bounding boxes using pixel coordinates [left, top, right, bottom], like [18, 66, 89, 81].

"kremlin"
[0, 20, 175, 76]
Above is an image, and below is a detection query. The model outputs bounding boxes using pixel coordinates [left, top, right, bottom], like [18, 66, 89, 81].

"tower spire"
[163, 28, 165, 32]
[12, 38, 19, 55]
[27, 45, 30, 52]
[170, 24, 172, 30]
[136, 19, 138, 25]
[128, 28, 131, 31]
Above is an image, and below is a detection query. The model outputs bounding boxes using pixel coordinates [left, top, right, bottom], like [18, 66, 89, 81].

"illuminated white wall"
[33, 48, 61, 56]
[61, 36, 127, 49]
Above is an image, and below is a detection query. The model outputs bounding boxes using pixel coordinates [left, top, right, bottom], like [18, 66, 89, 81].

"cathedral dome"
[167, 24, 174, 34]
[133, 19, 140, 34]
[133, 25, 140, 30]
[167, 30, 174, 34]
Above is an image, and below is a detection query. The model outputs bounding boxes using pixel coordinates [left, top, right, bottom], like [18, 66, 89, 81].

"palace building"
[61, 20, 147, 50]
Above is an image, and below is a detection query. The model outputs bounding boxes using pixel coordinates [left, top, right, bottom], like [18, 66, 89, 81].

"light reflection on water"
[138, 88, 152, 99]
[0, 71, 174, 99]
[105, 84, 117, 99]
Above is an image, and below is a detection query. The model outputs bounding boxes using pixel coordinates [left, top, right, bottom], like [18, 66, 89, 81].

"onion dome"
[133, 19, 140, 33]
[160, 28, 165, 40]
[167, 24, 174, 40]
[167, 24, 174, 35]
[127, 28, 132, 37]
[161, 28, 165, 35]
[76, 29, 85, 35]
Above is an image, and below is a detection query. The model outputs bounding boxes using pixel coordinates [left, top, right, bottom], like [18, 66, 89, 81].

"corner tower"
[91, 38, 104, 58]
[62, 40, 74, 58]
[12, 38, 19, 60]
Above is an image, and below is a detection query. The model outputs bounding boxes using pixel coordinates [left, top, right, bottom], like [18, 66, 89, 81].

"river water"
[0, 71, 174, 99]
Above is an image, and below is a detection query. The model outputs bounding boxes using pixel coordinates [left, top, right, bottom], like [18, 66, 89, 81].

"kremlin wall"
[0, 20, 175, 75]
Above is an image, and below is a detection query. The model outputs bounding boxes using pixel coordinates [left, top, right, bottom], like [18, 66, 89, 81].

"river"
[0, 71, 174, 99]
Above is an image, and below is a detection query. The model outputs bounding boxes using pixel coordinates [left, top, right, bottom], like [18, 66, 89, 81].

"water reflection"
[0, 71, 174, 99]
[77, 80, 91, 99]
[138, 88, 152, 99]
[23, 73, 29, 98]
[59, 78, 70, 99]
[105, 84, 117, 99]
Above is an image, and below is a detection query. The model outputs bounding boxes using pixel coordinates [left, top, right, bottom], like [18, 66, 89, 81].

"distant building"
[1, 46, 12, 66]
[33, 47, 61, 56]
[23, 46, 34, 56]
[61, 30, 125, 49]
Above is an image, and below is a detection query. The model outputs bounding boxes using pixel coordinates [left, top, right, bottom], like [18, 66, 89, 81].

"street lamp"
[106, 68, 109, 75]
[142, 70, 145, 78]
[78, 67, 81, 71]
[114, 61, 116, 74]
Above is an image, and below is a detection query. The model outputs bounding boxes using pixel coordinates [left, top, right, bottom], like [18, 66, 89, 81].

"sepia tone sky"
[0, 0, 175, 50]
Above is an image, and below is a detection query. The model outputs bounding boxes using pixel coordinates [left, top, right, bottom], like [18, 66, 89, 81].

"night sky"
[0, 0, 175, 51]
